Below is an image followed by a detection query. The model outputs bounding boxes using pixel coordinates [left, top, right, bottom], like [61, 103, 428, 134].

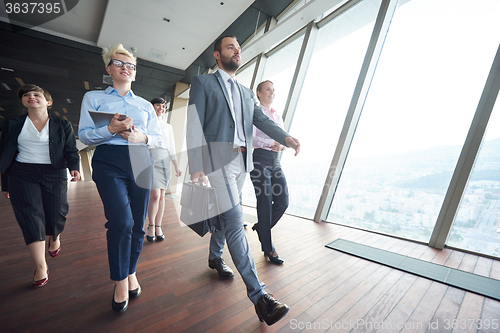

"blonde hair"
[102, 44, 137, 67]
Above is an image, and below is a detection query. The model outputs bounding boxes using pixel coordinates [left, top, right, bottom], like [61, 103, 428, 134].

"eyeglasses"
[109, 59, 136, 71]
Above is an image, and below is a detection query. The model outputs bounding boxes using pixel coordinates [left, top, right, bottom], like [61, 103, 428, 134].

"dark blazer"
[0, 114, 80, 191]
[186, 71, 289, 174]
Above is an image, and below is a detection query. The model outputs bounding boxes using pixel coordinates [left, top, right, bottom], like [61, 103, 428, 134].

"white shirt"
[157, 121, 177, 160]
[16, 117, 51, 164]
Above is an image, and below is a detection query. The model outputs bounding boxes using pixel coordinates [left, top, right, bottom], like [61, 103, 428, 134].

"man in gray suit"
[187, 35, 300, 326]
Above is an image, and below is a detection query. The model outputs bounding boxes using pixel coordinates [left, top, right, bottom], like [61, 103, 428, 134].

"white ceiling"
[98, 0, 255, 70]
[0, 0, 255, 70]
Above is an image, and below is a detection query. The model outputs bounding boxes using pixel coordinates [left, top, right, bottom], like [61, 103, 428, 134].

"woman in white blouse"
[0, 84, 80, 288]
[146, 97, 181, 242]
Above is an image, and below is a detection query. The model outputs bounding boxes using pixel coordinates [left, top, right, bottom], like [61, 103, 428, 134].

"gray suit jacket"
[187, 71, 289, 174]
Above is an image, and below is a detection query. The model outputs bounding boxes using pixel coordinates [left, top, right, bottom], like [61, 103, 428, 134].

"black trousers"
[8, 161, 68, 245]
[249, 148, 289, 253]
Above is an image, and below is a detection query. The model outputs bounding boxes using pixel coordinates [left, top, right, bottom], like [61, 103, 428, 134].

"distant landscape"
[243, 137, 500, 257]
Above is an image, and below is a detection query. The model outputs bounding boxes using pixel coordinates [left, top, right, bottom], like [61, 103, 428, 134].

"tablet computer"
[88, 111, 127, 128]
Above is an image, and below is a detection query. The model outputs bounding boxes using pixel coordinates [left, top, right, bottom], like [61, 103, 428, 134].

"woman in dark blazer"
[0, 84, 80, 288]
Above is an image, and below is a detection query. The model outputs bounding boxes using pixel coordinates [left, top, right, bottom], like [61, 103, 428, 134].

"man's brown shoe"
[255, 293, 290, 326]
[208, 257, 234, 278]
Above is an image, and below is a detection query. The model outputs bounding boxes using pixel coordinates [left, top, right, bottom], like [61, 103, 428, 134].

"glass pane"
[241, 33, 305, 207]
[262, 33, 305, 113]
[236, 60, 257, 90]
[327, 0, 500, 242]
[278, 0, 307, 23]
[279, 0, 381, 218]
[277, 0, 351, 23]
[243, 28, 265, 48]
[448, 94, 500, 257]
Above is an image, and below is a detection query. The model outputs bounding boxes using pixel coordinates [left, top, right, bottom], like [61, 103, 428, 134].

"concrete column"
[79, 149, 93, 181]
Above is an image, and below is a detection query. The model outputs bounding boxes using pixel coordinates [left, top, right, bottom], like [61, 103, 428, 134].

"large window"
[448, 95, 500, 257]
[279, 0, 381, 218]
[327, 0, 500, 242]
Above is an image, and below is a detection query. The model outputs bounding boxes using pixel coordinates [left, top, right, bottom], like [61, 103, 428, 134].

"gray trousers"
[207, 152, 265, 304]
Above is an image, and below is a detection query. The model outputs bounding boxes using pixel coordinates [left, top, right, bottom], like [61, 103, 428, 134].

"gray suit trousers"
[207, 152, 265, 304]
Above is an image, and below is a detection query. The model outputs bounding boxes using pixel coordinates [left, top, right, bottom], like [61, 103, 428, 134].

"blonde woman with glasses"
[78, 44, 163, 313]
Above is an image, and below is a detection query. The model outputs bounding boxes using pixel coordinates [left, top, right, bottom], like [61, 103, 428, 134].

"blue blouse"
[78, 86, 162, 147]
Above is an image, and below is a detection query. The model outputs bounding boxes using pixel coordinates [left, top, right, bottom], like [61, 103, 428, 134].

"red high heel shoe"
[32, 267, 49, 288]
[48, 238, 61, 257]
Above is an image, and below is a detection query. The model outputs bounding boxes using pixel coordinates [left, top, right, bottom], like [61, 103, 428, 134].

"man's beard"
[220, 55, 240, 72]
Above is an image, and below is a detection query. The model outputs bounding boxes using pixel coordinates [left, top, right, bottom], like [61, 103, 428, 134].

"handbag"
[180, 181, 221, 237]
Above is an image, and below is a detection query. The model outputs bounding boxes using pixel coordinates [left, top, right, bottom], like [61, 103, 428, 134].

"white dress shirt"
[157, 121, 177, 161]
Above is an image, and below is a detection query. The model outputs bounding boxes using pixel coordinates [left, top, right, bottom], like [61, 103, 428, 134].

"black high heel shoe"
[129, 286, 142, 298]
[155, 225, 165, 241]
[112, 285, 129, 313]
[264, 251, 284, 265]
[146, 224, 155, 243]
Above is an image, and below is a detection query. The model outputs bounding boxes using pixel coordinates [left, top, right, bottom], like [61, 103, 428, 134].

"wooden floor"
[1, 181, 499, 333]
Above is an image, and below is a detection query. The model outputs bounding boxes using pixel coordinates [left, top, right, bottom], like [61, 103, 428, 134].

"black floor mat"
[326, 238, 500, 301]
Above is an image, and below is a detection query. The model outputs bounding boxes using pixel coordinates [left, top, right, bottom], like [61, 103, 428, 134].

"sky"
[252, 0, 500, 161]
